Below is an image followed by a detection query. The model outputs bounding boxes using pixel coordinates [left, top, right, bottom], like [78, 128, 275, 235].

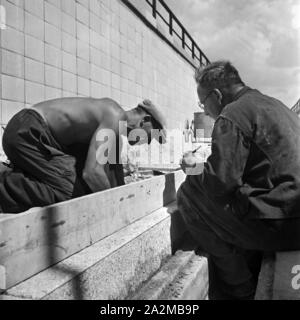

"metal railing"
[146, 0, 210, 66]
[121, 0, 210, 67]
[291, 98, 300, 115]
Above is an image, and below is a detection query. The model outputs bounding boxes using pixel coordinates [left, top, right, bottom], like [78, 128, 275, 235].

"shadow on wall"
[44, 206, 83, 300]
[162, 172, 197, 255]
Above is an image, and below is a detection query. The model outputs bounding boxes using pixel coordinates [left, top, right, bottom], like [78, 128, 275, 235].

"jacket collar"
[232, 86, 251, 102]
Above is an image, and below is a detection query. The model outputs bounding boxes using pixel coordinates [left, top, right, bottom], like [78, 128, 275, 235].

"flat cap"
[137, 99, 167, 143]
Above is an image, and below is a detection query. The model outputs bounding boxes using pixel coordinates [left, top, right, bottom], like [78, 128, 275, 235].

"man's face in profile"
[197, 85, 222, 120]
[127, 115, 154, 146]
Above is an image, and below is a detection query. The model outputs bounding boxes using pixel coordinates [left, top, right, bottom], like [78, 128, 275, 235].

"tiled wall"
[0, 0, 200, 158]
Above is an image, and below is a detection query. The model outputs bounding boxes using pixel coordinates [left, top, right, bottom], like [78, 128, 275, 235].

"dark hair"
[195, 61, 245, 91]
[135, 106, 162, 130]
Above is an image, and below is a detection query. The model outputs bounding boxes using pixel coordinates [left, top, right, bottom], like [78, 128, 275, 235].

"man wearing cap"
[0, 97, 166, 214]
[178, 61, 300, 300]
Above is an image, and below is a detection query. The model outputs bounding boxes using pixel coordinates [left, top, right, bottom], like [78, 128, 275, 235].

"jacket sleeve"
[187, 116, 251, 204]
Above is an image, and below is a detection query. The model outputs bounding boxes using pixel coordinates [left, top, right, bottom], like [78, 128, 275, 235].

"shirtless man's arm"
[83, 106, 125, 193]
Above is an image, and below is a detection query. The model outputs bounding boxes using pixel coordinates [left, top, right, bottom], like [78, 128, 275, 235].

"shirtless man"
[0, 98, 166, 213]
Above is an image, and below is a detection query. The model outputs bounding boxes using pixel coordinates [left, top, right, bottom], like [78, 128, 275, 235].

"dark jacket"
[187, 87, 300, 220]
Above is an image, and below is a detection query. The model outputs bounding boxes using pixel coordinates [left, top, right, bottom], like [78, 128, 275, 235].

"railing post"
[192, 42, 195, 59]
[169, 12, 173, 35]
[152, 0, 157, 18]
[182, 29, 185, 49]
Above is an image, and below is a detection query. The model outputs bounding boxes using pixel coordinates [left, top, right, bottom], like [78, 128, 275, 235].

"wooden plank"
[0, 171, 185, 290]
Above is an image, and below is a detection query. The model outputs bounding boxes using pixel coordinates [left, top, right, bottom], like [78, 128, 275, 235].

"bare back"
[33, 97, 126, 146]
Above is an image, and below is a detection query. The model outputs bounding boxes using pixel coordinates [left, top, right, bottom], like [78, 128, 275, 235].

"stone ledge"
[2, 202, 183, 300]
[0, 170, 185, 290]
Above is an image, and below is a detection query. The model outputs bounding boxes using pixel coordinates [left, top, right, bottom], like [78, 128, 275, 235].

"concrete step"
[130, 250, 208, 300]
[0, 202, 187, 300]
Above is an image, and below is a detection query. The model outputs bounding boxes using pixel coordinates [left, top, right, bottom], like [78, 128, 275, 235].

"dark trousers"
[0, 109, 91, 213]
[177, 179, 300, 300]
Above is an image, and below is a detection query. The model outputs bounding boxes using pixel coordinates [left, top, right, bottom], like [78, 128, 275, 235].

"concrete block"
[77, 21, 89, 43]
[111, 88, 121, 102]
[77, 0, 89, 8]
[1, 49, 24, 78]
[128, 39, 135, 55]
[100, 20, 110, 40]
[121, 77, 128, 93]
[120, 62, 128, 80]
[110, 28, 120, 45]
[25, 35, 44, 62]
[45, 1, 61, 28]
[25, 11, 44, 40]
[62, 12, 76, 36]
[77, 40, 90, 61]
[120, 48, 128, 64]
[24, 0, 43, 17]
[136, 84, 142, 99]
[61, 0, 76, 17]
[100, 68, 111, 86]
[45, 44, 61, 68]
[1, 26, 24, 55]
[100, 52, 110, 71]
[45, 22, 61, 48]
[110, 42, 120, 61]
[62, 51, 77, 74]
[2, 0, 24, 31]
[76, 2, 89, 25]
[77, 58, 90, 79]
[127, 24, 135, 41]
[62, 91, 75, 98]
[45, 65, 62, 89]
[128, 81, 136, 96]
[62, 32, 77, 55]
[110, 0, 120, 15]
[119, 19, 128, 37]
[110, 12, 120, 30]
[2, 75, 24, 102]
[98, 35, 109, 55]
[47, 0, 61, 8]
[1, 100, 23, 123]
[4, 0, 24, 8]
[25, 58, 44, 84]
[127, 66, 135, 82]
[77, 77, 90, 97]
[89, 0, 100, 16]
[62, 71, 77, 93]
[90, 64, 102, 83]
[102, 85, 111, 98]
[90, 81, 103, 98]
[25, 81, 45, 104]
[90, 12, 101, 32]
[120, 91, 130, 108]
[111, 57, 120, 75]
[45, 86, 62, 100]
[90, 47, 102, 67]
[90, 30, 102, 51]
[111, 73, 120, 90]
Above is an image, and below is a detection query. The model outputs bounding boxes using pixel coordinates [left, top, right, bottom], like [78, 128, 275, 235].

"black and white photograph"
[0, 0, 299, 307]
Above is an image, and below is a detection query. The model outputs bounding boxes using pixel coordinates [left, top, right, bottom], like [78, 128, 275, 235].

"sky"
[164, 0, 300, 107]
